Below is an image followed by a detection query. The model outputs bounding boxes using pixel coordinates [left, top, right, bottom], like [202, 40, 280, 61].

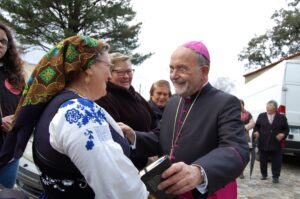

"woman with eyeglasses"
[96, 52, 158, 170]
[0, 23, 25, 188]
[0, 36, 148, 198]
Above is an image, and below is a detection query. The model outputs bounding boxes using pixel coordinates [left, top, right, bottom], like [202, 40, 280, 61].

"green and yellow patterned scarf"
[18, 35, 106, 113]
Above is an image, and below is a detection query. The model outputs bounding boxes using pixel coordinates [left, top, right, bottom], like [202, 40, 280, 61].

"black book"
[139, 155, 174, 199]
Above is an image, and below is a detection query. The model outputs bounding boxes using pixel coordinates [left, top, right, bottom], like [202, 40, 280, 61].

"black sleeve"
[253, 113, 263, 133]
[133, 128, 161, 158]
[96, 96, 121, 121]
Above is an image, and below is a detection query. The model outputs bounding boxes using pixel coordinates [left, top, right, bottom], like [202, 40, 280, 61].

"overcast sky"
[22, 0, 288, 99]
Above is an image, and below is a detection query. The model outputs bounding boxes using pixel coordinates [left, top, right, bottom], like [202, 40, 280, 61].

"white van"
[242, 59, 300, 156]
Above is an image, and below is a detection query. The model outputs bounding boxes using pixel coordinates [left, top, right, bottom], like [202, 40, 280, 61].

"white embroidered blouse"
[49, 98, 148, 199]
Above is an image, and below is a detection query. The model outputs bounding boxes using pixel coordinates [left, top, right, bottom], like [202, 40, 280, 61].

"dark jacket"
[96, 82, 157, 169]
[148, 99, 165, 121]
[0, 66, 21, 147]
[253, 112, 289, 151]
[0, 67, 21, 117]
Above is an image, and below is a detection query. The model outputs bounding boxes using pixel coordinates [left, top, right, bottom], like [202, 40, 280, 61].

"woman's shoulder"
[60, 98, 105, 114]
[58, 98, 108, 126]
[60, 97, 94, 108]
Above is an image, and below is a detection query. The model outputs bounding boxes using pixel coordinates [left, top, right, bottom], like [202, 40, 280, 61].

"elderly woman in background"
[96, 52, 157, 170]
[148, 79, 172, 121]
[0, 23, 25, 188]
[253, 100, 289, 184]
[0, 36, 148, 198]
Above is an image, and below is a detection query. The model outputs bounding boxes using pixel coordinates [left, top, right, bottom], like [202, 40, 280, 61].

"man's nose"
[170, 70, 179, 79]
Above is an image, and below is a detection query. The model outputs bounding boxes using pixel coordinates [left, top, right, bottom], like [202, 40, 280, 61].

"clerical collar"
[0, 62, 3, 67]
[183, 81, 208, 102]
[184, 92, 198, 104]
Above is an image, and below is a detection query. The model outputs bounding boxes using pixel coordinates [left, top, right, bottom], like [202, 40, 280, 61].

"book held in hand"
[139, 155, 174, 199]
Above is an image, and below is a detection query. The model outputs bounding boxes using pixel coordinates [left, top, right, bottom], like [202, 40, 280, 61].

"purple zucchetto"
[182, 41, 210, 62]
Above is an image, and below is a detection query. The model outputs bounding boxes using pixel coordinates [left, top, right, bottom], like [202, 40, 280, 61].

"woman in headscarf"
[0, 35, 148, 199]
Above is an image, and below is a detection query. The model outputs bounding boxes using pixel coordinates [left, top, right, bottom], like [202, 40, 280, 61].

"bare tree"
[212, 76, 236, 93]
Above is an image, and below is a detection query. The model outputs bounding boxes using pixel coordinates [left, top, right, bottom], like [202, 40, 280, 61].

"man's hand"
[158, 162, 203, 195]
[118, 122, 135, 144]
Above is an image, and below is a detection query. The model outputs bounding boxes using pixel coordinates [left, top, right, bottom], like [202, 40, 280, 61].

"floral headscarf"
[0, 35, 109, 165]
[17, 35, 107, 114]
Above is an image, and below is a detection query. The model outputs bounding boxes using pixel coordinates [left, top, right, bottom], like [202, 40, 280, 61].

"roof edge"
[243, 52, 300, 77]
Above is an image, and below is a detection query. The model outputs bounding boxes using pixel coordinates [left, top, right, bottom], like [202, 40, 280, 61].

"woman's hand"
[253, 131, 259, 141]
[1, 115, 14, 133]
[118, 122, 135, 144]
[276, 133, 285, 141]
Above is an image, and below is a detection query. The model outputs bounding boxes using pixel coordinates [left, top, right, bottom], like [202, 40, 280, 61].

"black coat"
[148, 99, 164, 121]
[96, 82, 157, 169]
[254, 112, 289, 151]
[0, 66, 21, 147]
[96, 82, 157, 131]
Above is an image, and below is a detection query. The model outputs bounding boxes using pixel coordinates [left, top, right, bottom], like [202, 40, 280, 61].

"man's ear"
[201, 65, 209, 76]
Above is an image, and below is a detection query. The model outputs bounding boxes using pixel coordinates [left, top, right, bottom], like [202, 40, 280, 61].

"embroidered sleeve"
[49, 98, 148, 199]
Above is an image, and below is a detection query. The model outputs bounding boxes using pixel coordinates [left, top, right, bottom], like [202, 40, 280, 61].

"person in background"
[0, 36, 148, 198]
[239, 99, 255, 179]
[0, 23, 25, 188]
[96, 52, 157, 170]
[253, 100, 289, 184]
[148, 80, 172, 121]
[121, 41, 249, 198]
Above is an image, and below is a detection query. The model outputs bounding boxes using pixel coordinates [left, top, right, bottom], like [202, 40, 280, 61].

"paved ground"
[237, 156, 300, 199]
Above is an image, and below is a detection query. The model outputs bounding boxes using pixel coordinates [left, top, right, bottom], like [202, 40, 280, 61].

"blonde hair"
[109, 52, 131, 70]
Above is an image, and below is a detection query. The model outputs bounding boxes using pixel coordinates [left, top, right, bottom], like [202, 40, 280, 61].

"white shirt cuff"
[130, 131, 137, 149]
[195, 166, 208, 194]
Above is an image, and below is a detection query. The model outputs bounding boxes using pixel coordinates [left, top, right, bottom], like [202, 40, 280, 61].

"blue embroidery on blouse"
[65, 109, 82, 124]
[78, 98, 93, 107]
[64, 98, 106, 127]
[84, 129, 94, 150]
[61, 100, 75, 108]
[64, 98, 108, 150]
